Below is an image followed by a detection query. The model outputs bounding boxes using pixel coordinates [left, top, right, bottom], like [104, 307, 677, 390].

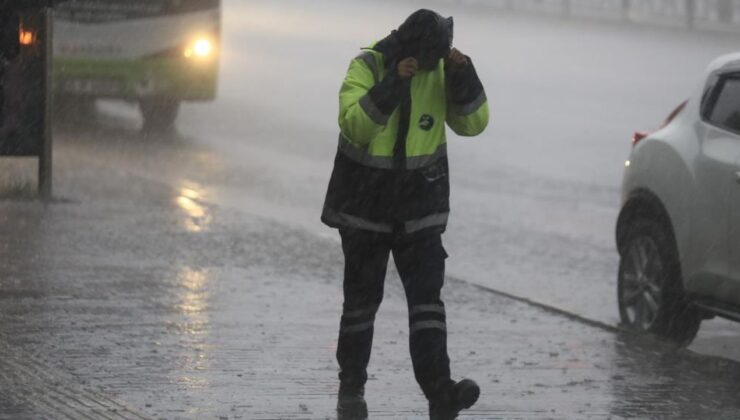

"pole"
[38, 7, 52, 201]
[717, 0, 733, 24]
[622, 0, 631, 21]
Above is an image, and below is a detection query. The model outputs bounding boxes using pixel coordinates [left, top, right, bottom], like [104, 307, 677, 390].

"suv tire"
[617, 219, 702, 346]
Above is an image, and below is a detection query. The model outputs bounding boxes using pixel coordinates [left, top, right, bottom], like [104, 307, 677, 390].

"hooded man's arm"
[445, 58, 489, 137]
[338, 53, 402, 147]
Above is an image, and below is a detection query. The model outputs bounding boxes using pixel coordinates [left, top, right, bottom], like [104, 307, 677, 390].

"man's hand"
[445, 48, 468, 71]
[397, 57, 418, 79]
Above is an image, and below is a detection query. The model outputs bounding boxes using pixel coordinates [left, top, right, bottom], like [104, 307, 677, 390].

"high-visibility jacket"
[322, 44, 489, 235]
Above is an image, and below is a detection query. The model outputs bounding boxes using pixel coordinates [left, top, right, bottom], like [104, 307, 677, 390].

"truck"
[53, 0, 221, 129]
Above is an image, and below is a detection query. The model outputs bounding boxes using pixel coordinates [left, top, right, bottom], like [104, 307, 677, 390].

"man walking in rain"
[322, 9, 489, 420]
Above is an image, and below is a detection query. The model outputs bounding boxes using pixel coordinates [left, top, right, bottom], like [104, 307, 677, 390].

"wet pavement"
[1, 0, 740, 416]
[184, 0, 740, 362]
[1, 128, 740, 419]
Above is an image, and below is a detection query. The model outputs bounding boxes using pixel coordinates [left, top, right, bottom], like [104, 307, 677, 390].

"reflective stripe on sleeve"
[449, 91, 487, 116]
[355, 51, 379, 84]
[359, 95, 391, 126]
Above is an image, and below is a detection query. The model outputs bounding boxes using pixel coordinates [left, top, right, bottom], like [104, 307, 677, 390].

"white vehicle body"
[52, 0, 221, 129]
[617, 52, 740, 335]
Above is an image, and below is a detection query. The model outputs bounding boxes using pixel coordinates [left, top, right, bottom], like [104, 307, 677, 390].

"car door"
[699, 71, 740, 299]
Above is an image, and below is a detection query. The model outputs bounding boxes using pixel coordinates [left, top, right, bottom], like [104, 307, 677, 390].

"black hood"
[374, 9, 453, 69]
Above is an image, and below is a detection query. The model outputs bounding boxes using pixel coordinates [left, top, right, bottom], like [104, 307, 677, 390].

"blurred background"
[2, 0, 740, 363]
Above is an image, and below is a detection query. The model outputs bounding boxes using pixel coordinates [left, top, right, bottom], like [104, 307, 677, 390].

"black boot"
[429, 379, 480, 420]
[337, 382, 368, 420]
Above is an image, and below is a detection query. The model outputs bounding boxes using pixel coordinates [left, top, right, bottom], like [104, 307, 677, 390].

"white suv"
[616, 52, 740, 345]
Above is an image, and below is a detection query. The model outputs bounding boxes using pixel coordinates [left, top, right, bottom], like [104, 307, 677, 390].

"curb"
[446, 274, 622, 333]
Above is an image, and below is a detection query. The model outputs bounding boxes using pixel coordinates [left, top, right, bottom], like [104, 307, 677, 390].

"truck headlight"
[184, 38, 214, 60]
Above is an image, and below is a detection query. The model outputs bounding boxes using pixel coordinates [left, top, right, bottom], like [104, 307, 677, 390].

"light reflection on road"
[176, 184, 212, 233]
[178, 266, 210, 317]
[176, 266, 212, 393]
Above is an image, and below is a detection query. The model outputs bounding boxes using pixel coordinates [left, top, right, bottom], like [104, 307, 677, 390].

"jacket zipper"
[393, 79, 412, 170]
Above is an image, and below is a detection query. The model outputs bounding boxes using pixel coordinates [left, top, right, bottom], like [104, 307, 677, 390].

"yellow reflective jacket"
[322, 44, 489, 235]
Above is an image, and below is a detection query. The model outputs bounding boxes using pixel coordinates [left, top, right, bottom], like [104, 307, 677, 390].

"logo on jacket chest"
[419, 114, 435, 131]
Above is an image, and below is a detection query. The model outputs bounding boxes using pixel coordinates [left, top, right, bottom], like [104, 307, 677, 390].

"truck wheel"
[139, 98, 180, 131]
[617, 219, 702, 346]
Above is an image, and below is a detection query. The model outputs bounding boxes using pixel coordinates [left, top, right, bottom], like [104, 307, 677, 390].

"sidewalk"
[1, 141, 740, 419]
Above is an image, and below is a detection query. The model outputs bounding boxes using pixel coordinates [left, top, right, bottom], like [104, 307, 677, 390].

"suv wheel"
[618, 219, 702, 346]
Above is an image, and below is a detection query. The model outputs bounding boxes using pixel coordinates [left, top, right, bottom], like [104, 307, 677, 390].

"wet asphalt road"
[1, 0, 740, 417]
[2, 124, 740, 418]
[177, 0, 740, 360]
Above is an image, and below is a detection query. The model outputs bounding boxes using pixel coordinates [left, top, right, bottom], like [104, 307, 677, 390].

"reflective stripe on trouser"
[449, 90, 487, 116]
[336, 229, 389, 388]
[336, 228, 451, 399]
[340, 304, 380, 335]
[409, 303, 447, 334]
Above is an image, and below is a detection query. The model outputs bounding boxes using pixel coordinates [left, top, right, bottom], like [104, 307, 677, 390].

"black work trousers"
[337, 228, 451, 400]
